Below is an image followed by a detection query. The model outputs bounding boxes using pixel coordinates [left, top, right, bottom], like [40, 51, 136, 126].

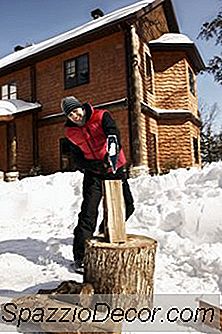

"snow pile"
[130, 161, 222, 244]
[127, 162, 222, 295]
[0, 162, 222, 332]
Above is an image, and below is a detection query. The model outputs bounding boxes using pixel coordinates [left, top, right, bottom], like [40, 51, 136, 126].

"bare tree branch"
[198, 6, 222, 84]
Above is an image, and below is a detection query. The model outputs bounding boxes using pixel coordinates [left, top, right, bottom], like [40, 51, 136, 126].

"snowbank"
[0, 162, 222, 332]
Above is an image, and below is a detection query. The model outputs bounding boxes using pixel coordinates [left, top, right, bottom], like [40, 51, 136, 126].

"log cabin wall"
[158, 119, 193, 172]
[138, 4, 171, 107]
[135, 3, 201, 173]
[152, 51, 188, 110]
[16, 114, 34, 175]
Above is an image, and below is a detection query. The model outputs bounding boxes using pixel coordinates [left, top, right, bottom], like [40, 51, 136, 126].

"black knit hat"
[61, 96, 82, 116]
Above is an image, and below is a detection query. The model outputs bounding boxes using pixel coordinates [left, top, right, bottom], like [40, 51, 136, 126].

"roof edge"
[0, 0, 172, 75]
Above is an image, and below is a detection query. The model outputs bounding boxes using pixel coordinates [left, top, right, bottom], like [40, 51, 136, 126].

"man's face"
[67, 107, 86, 124]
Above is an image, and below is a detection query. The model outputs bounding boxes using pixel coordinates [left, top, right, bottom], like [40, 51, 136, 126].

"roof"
[0, 0, 156, 71]
[0, 100, 41, 117]
[149, 33, 205, 72]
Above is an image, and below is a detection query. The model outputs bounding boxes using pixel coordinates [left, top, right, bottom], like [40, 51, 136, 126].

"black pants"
[73, 169, 134, 261]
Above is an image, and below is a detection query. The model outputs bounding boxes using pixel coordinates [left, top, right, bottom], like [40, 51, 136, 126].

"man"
[61, 96, 134, 272]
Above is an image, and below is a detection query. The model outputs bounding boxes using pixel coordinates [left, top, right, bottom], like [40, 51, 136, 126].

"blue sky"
[0, 0, 221, 127]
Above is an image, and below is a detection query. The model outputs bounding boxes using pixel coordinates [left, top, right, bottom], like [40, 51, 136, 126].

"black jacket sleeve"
[67, 141, 85, 168]
[101, 112, 122, 148]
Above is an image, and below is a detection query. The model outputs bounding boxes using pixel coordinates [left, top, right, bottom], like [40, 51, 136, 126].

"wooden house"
[0, 0, 205, 179]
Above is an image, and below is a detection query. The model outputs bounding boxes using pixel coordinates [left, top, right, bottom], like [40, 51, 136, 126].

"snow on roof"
[149, 33, 205, 72]
[0, 100, 41, 116]
[0, 0, 155, 70]
[149, 33, 194, 45]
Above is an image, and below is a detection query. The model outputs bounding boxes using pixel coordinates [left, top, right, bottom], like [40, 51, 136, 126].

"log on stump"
[84, 234, 157, 308]
[103, 180, 126, 243]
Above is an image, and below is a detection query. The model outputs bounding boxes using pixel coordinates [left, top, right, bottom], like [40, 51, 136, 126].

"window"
[145, 53, 153, 93]
[1, 83, 17, 99]
[188, 67, 195, 96]
[193, 137, 199, 164]
[64, 54, 89, 89]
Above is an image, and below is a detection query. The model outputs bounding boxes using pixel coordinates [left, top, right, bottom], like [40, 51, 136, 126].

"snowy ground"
[0, 161, 222, 333]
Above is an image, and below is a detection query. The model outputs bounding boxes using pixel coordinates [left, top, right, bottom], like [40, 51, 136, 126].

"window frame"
[64, 53, 89, 89]
[1, 82, 17, 100]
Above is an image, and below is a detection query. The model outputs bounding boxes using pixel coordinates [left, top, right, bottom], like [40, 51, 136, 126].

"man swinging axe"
[61, 96, 135, 273]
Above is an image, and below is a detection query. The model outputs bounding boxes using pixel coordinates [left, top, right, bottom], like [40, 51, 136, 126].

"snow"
[149, 33, 194, 45]
[0, 0, 154, 70]
[0, 162, 222, 333]
[0, 108, 11, 116]
[0, 100, 41, 116]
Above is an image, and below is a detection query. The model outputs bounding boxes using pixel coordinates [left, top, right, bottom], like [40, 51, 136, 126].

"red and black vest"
[65, 107, 126, 171]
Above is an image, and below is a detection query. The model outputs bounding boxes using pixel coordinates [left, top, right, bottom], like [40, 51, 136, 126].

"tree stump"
[84, 234, 157, 308]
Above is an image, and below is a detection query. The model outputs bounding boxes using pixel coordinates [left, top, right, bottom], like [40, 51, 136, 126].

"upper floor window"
[1, 83, 17, 100]
[188, 67, 195, 96]
[145, 53, 153, 94]
[64, 53, 89, 89]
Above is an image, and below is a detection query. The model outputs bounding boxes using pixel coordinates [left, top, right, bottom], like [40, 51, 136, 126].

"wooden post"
[5, 120, 19, 181]
[7, 121, 17, 171]
[126, 24, 144, 167]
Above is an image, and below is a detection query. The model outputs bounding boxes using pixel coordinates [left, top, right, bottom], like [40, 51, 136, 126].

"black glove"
[103, 153, 111, 169]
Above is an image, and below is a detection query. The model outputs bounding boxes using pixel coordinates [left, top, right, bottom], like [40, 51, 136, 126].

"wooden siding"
[158, 119, 193, 172]
[16, 114, 33, 174]
[36, 32, 127, 118]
